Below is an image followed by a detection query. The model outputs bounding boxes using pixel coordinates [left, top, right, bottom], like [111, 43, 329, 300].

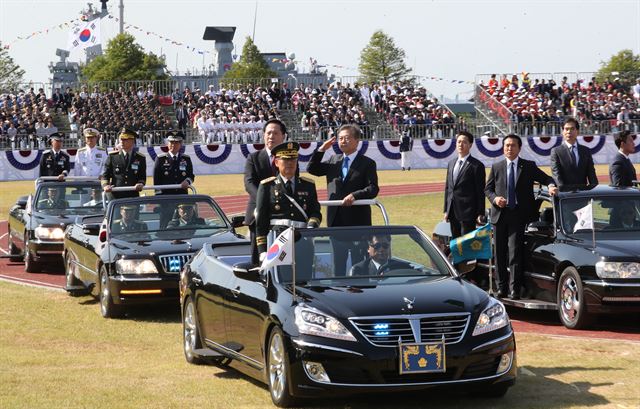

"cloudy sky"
[1, 0, 638, 99]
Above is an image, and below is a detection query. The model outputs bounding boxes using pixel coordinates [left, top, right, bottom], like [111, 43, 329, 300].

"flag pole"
[291, 227, 297, 304]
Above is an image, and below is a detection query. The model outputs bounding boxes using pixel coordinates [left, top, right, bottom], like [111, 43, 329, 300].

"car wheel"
[8, 235, 22, 262]
[267, 327, 298, 408]
[24, 241, 40, 273]
[99, 267, 123, 318]
[557, 267, 591, 329]
[183, 297, 205, 365]
[64, 252, 86, 297]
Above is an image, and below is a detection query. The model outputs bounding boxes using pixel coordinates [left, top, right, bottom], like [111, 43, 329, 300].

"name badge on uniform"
[131, 163, 139, 170]
[58, 160, 65, 166]
[95, 153, 103, 158]
[179, 164, 186, 171]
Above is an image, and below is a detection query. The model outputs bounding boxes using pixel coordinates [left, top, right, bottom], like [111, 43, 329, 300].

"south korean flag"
[68, 19, 101, 51]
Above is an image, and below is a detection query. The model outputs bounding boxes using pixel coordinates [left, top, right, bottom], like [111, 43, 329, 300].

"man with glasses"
[349, 235, 413, 276]
[307, 124, 379, 275]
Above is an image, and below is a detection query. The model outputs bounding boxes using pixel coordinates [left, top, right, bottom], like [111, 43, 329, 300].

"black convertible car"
[7, 177, 103, 272]
[63, 189, 245, 318]
[432, 185, 640, 329]
[180, 225, 517, 407]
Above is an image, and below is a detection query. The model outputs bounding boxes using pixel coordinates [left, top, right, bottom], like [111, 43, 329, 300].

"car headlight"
[595, 261, 640, 279]
[294, 305, 357, 342]
[472, 298, 509, 336]
[115, 259, 158, 275]
[34, 226, 65, 240]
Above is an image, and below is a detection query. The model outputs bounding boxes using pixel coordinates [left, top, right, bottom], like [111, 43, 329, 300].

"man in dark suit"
[307, 124, 379, 275]
[444, 131, 486, 240]
[244, 119, 286, 264]
[39, 133, 70, 180]
[609, 130, 638, 187]
[550, 117, 598, 189]
[485, 134, 558, 300]
[101, 128, 147, 200]
[349, 235, 413, 276]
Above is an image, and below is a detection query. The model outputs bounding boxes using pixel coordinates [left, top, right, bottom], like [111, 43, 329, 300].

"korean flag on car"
[68, 19, 101, 51]
[261, 227, 294, 270]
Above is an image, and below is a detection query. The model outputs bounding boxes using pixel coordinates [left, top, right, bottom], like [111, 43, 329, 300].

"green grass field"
[1, 281, 638, 409]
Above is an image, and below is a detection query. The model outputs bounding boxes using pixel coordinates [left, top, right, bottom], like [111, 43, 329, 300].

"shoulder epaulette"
[96, 146, 106, 151]
[108, 150, 119, 155]
[181, 153, 190, 158]
[43, 149, 52, 154]
[260, 176, 277, 185]
[134, 151, 145, 157]
[299, 176, 315, 184]
[78, 146, 88, 151]
[157, 153, 168, 158]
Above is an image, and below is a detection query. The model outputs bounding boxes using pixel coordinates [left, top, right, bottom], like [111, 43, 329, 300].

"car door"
[195, 257, 234, 353]
[525, 200, 560, 299]
[224, 271, 269, 368]
[8, 197, 30, 252]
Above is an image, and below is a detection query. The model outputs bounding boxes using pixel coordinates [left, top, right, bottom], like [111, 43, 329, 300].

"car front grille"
[350, 313, 470, 347]
[158, 253, 193, 274]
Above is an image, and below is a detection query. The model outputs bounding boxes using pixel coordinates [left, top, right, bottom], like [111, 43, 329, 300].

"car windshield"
[560, 196, 640, 234]
[273, 227, 453, 285]
[109, 198, 228, 241]
[34, 183, 103, 213]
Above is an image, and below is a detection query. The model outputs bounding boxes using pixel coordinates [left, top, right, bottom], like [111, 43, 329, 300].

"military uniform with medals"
[255, 142, 322, 255]
[101, 129, 147, 199]
[153, 132, 195, 195]
[39, 133, 70, 177]
[112, 219, 148, 233]
[73, 128, 107, 177]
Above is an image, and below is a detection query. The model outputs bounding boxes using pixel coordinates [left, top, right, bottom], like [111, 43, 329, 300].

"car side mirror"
[231, 215, 245, 229]
[15, 196, 28, 210]
[527, 221, 554, 236]
[232, 262, 263, 282]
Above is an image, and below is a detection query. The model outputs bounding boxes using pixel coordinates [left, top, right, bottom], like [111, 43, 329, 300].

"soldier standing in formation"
[101, 128, 147, 200]
[255, 141, 321, 263]
[39, 132, 70, 180]
[72, 128, 107, 177]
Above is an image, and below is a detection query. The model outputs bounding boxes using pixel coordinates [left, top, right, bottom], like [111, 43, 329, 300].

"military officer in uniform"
[101, 128, 147, 200]
[167, 203, 206, 227]
[39, 132, 70, 180]
[255, 141, 322, 263]
[112, 204, 148, 233]
[73, 128, 107, 177]
[153, 131, 194, 195]
[37, 187, 69, 209]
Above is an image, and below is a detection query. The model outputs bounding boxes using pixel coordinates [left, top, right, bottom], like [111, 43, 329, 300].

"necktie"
[342, 156, 350, 180]
[453, 159, 463, 182]
[270, 155, 276, 175]
[285, 180, 293, 196]
[569, 145, 577, 167]
[508, 162, 516, 209]
[54, 152, 59, 162]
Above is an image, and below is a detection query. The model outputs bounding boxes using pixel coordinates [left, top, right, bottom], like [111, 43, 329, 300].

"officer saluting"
[255, 141, 321, 261]
[73, 128, 107, 177]
[39, 132, 70, 180]
[101, 128, 147, 200]
[153, 131, 194, 194]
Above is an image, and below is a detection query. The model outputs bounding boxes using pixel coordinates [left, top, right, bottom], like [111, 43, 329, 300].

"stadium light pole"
[119, 0, 124, 34]
[252, 1, 258, 42]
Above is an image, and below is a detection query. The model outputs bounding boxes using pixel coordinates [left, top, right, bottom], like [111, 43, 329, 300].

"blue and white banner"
[0, 136, 635, 181]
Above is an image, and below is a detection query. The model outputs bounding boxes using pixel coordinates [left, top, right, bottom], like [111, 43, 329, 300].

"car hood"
[33, 212, 75, 225]
[296, 277, 489, 318]
[568, 236, 640, 259]
[110, 230, 241, 256]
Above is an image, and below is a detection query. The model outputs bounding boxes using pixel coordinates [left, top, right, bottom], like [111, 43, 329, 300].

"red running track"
[1, 179, 638, 341]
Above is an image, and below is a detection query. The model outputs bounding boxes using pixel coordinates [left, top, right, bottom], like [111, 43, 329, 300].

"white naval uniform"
[73, 146, 107, 177]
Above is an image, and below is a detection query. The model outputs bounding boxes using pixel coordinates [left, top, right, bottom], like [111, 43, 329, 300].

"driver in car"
[112, 205, 147, 233]
[349, 235, 413, 276]
[82, 187, 103, 207]
[37, 187, 69, 209]
[167, 203, 206, 227]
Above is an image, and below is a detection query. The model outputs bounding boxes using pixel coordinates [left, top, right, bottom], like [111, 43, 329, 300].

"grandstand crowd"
[480, 73, 640, 135]
[2, 73, 638, 150]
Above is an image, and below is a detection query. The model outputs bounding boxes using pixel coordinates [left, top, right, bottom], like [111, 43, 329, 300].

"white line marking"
[0, 274, 64, 291]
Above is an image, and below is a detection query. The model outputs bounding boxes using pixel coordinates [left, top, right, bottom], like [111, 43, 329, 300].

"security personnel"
[153, 131, 194, 195]
[255, 141, 321, 261]
[73, 128, 107, 177]
[39, 132, 70, 180]
[101, 128, 147, 200]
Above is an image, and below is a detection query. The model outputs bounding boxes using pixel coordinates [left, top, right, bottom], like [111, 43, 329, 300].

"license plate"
[399, 340, 446, 374]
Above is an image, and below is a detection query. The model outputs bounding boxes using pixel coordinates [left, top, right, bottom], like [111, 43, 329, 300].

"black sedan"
[7, 177, 103, 272]
[432, 185, 640, 329]
[180, 225, 517, 407]
[63, 192, 246, 318]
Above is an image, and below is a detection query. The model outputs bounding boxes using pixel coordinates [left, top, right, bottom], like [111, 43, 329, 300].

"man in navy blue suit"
[609, 130, 638, 187]
[550, 117, 598, 189]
